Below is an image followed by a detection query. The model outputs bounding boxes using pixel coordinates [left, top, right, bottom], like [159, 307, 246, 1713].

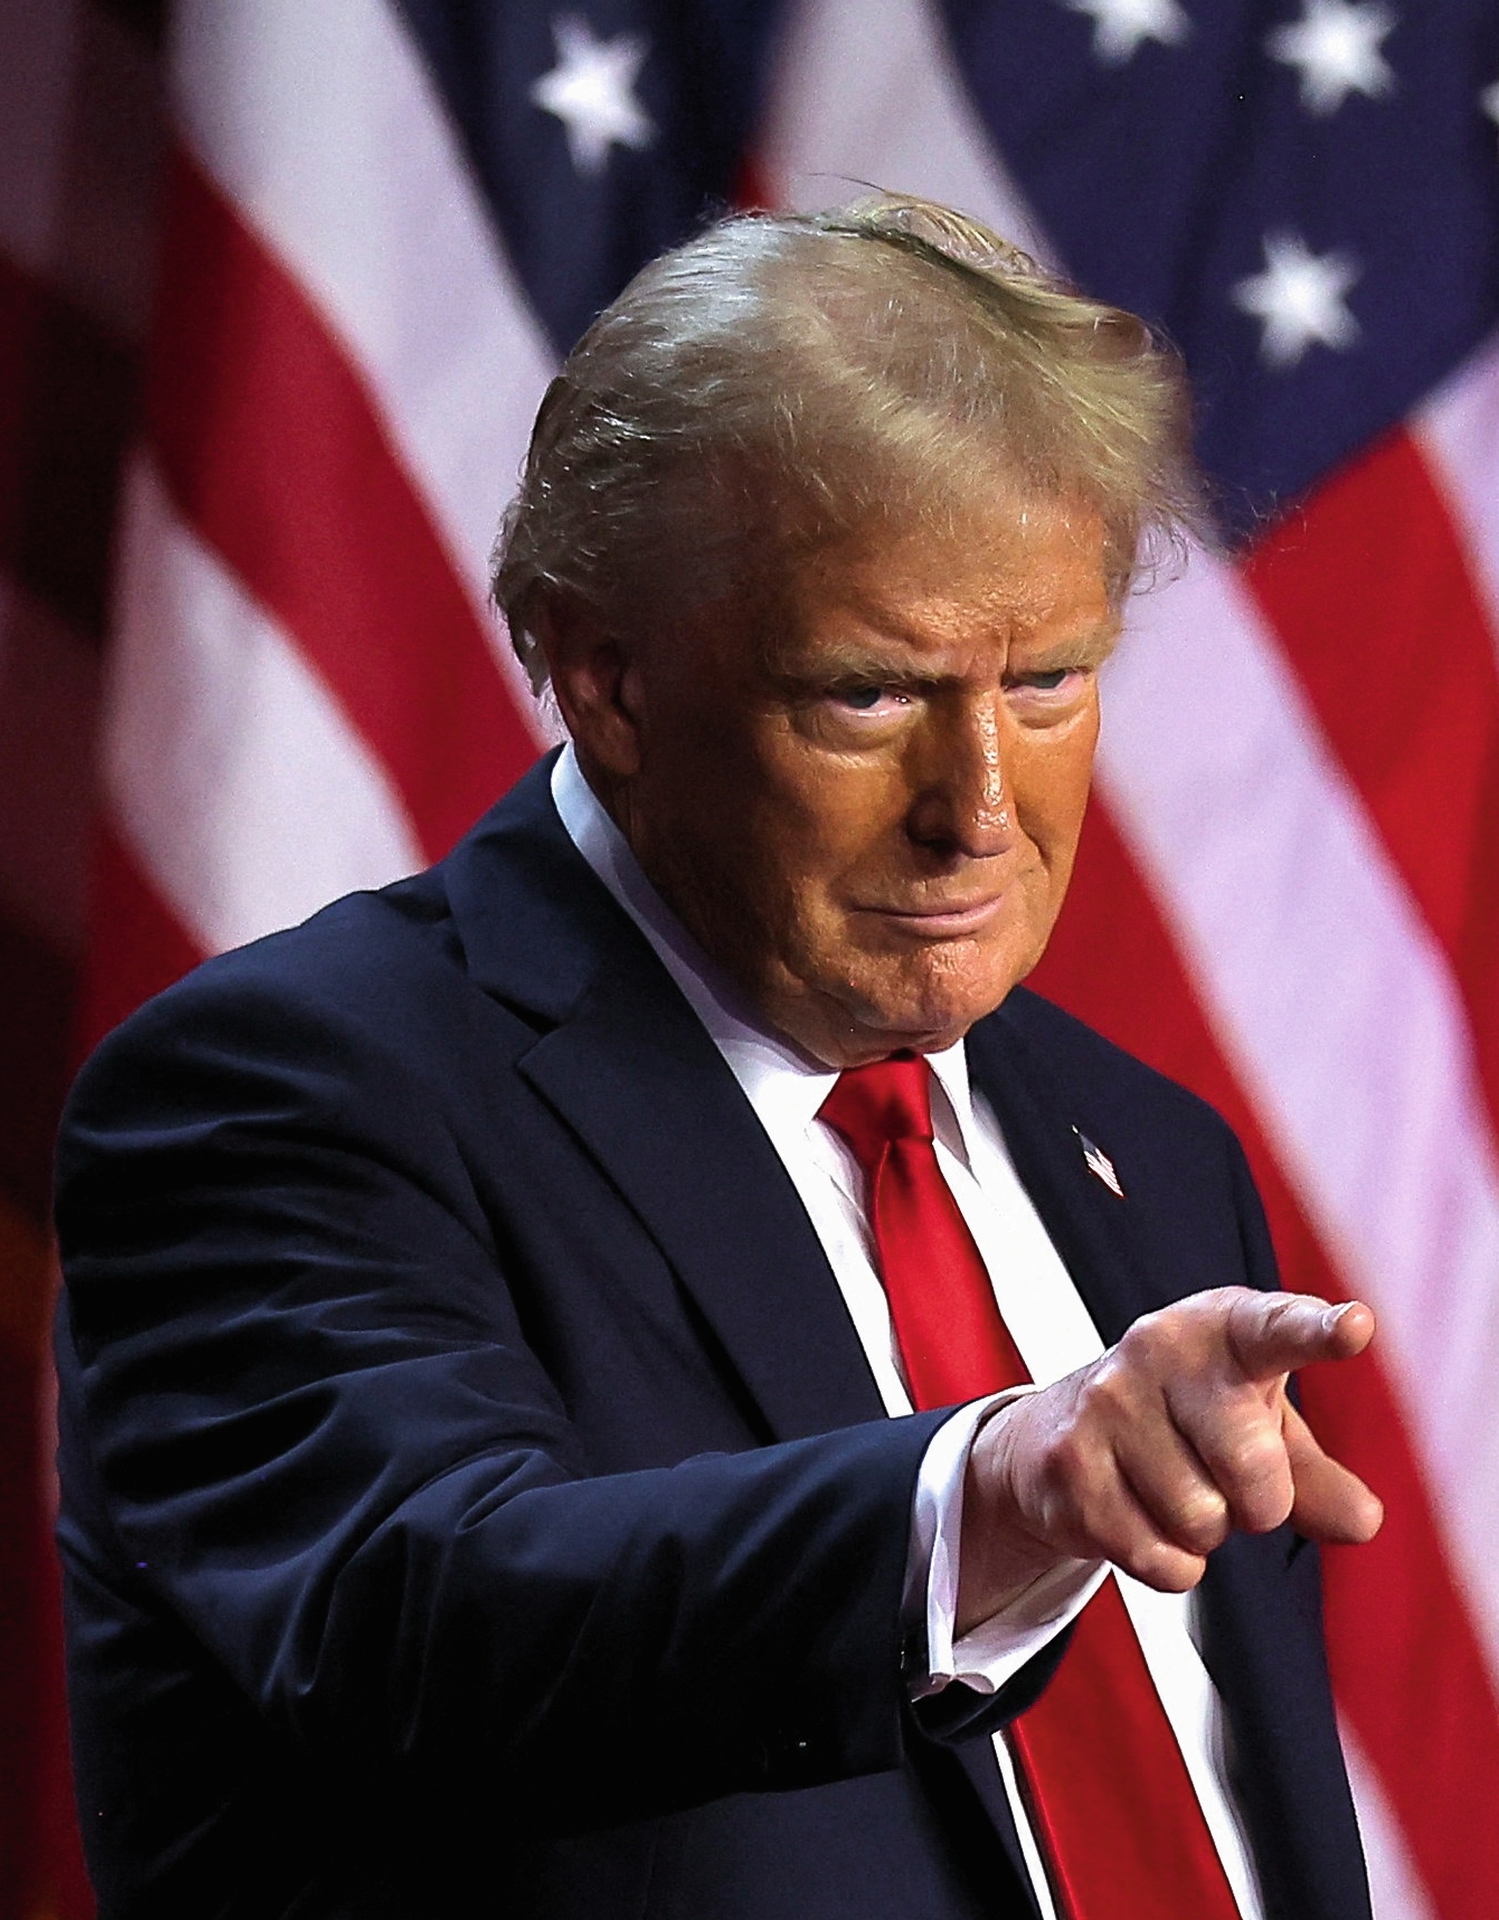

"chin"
[872, 952, 1025, 1030]
[837, 979, 1014, 1060]
[768, 935, 1033, 1064]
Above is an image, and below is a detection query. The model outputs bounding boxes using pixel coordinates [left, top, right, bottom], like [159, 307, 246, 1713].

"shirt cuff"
[905, 1392, 1107, 1700]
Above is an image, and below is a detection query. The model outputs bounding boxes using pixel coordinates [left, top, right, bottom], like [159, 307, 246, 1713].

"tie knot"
[819, 1054, 934, 1175]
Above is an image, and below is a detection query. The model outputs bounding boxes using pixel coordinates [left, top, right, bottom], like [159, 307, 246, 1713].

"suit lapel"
[442, 761, 887, 1445]
[965, 1007, 1160, 1345]
[518, 966, 889, 1441]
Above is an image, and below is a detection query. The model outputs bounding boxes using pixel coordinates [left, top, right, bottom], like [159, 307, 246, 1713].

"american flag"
[2, 0, 1497, 1912]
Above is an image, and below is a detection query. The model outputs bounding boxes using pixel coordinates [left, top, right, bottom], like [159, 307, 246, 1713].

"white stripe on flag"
[759, 0, 1050, 262]
[1340, 1726, 1439, 1920]
[1413, 330, 1499, 666]
[106, 455, 424, 957]
[171, 0, 558, 736]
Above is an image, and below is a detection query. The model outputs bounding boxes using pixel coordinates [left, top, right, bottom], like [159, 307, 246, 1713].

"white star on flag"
[1062, 0, 1191, 65]
[1266, 0, 1397, 116]
[531, 15, 655, 176]
[1232, 232, 1361, 368]
[1483, 77, 1499, 145]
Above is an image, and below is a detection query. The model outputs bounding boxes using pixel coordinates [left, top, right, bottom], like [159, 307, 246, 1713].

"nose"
[904, 693, 1016, 859]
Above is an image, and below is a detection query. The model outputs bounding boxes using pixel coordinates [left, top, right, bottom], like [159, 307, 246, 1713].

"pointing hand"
[958, 1288, 1381, 1633]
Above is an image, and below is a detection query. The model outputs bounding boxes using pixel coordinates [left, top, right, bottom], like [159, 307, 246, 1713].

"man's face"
[603, 494, 1119, 1067]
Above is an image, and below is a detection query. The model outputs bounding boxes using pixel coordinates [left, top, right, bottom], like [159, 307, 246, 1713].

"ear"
[534, 599, 645, 779]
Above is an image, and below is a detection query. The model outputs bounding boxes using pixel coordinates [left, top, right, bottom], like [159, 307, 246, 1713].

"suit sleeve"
[55, 969, 949, 1839]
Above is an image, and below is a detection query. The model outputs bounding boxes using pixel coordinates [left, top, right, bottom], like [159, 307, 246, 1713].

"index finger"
[1226, 1293, 1376, 1382]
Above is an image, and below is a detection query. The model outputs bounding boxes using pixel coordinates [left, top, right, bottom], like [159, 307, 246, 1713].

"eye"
[1006, 664, 1093, 705]
[1023, 668, 1072, 692]
[798, 680, 915, 742]
[825, 683, 913, 717]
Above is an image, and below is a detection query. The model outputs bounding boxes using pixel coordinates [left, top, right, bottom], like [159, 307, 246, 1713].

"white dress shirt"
[550, 744, 1264, 1920]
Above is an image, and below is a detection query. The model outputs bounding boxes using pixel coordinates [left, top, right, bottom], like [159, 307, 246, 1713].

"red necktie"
[820, 1055, 1242, 1920]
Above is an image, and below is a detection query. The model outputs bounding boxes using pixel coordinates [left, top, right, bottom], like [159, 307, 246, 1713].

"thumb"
[1283, 1402, 1384, 1544]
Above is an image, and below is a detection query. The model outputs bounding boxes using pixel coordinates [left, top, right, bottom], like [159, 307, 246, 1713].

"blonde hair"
[494, 195, 1207, 691]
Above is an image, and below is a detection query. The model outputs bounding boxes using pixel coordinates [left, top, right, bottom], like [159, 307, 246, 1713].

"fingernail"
[1322, 1303, 1352, 1333]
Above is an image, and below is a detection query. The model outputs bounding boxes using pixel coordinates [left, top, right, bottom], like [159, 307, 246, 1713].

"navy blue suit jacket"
[55, 759, 1370, 1919]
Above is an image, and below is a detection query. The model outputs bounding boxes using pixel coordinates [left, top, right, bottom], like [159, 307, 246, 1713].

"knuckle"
[1116, 1311, 1169, 1360]
[1078, 1352, 1139, 1419]
[1220, 1426, 1285, 1487]
[1036, 1435, 1095, 1513]
[1174, 1489, 1231, 1551]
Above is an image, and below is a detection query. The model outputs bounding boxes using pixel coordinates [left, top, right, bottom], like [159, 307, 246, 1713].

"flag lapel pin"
[1071, 1127, 1125, 1198]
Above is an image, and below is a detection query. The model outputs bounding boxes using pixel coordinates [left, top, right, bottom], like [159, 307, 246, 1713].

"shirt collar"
[550, 743, 976, 1163]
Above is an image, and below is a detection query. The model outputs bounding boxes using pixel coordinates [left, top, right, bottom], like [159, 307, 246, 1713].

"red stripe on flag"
[731, 153, 777, 211]
[76, 820, 204, 1057]
[147, 148, 538, 864]
[0, 248, 140, 645]
[1030, 798, 1499, 1919]
[1243, 430, 1499, 1136]
[1304, 1351, 1499, 1920]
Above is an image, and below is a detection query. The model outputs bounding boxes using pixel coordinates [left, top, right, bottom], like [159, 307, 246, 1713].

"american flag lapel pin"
[1072, 1126, 1125, 1198]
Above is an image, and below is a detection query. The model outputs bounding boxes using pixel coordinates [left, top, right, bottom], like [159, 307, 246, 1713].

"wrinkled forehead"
[642, 485, 1117, 692]
[791, 488, 1114, 629]
[747, 429, 1139, 628]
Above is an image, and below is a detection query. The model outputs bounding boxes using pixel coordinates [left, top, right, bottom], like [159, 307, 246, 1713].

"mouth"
[863, 897, 1007, 938]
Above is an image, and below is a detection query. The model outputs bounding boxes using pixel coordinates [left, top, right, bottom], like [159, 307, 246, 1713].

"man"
[55, 198, 1380, 1919]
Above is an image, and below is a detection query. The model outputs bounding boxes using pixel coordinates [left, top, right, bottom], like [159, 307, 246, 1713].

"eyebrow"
[774, 619, 1122, 684]
[1016, 620, 1123, 668]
